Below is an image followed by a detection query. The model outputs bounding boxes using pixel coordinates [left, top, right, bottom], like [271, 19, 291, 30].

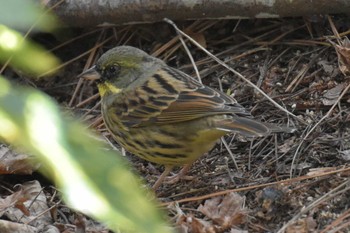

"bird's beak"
[77, 65, 101, 81]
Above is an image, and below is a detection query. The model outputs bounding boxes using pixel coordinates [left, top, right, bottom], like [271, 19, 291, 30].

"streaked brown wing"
[112, 66, 251, 128]
[156, 86, 251, 123]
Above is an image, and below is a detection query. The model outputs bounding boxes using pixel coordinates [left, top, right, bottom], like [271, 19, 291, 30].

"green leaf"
[0, 25, 60, 75]
[0, 0, 58, 31]
[0, 78, 172, 233]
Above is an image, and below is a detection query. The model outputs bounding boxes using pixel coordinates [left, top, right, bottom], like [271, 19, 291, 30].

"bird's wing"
[111, 67, 251, 128]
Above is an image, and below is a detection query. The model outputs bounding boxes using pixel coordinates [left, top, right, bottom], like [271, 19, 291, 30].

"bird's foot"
[152, 164, 192, 190]
[164, 164, 192, 184]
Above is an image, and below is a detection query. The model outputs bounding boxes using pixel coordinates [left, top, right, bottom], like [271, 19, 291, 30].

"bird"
[79, 46, 294, 190]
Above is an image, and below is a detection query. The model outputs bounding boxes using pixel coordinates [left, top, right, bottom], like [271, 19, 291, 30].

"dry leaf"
[198, 192, 247, 230]
[321, 83, 345, 106]
[0, 181, 52, 229]
[186, 30, 207, 48]
[278, 136, 296, 153]
[0, 219, 37, 233]
[285, 217, 316, 233]
[317, 60, 335, 75]
[177, 214, 215, 233]
[331, 37, 350, 75]
[0, 145, 40, 175]
[338, 149, 350, 161]
[0, 188, 30, 217]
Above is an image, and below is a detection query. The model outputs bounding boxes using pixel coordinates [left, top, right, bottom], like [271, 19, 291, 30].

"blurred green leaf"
[0, 1, 60, 76]
[0, 25, 60, 75]
[0, 0, 58, 31]
[0, 78, 172, 233]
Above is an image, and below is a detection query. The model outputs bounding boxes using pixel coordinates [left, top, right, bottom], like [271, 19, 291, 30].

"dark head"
[78, 46, 162, 96]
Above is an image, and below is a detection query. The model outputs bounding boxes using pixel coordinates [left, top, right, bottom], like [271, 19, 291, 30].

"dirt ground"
[2, 16, 350, 232]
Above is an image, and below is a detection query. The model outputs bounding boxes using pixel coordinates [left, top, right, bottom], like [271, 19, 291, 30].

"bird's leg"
[164, 163, 193, 184]
[152, 165, 173, 190]
[152, 164, 194, 190]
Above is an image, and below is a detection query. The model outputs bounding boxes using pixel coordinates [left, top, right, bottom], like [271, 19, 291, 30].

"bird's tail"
[214, 116, 295, 138]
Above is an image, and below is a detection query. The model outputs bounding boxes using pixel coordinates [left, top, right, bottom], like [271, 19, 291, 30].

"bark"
[46, 0, 350, 27]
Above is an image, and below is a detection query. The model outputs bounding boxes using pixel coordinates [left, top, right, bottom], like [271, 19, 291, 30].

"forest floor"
[1, 16, 350, 232]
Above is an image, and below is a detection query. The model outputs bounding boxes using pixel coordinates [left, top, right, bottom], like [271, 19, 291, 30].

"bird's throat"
[97, 82, 122, 97]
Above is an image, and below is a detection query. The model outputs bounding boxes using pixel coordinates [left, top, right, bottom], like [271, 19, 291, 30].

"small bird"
[79, 46, 293, 190]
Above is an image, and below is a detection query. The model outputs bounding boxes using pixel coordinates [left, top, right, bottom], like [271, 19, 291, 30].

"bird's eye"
[105, 64, 121, 79]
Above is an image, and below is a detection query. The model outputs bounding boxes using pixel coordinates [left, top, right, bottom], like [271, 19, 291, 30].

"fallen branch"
[45, 0, 350, 27]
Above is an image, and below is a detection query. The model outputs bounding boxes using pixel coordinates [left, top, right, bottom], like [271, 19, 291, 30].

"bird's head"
[79, 46, 161, 97]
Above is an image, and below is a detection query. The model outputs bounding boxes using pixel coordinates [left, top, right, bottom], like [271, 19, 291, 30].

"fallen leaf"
[186, 30, 207, 48]
[198, 192, 247, 230]
[0, 219, 37, 233]
[338, 149, 350, 161]
[1, 181, 52, 229]
[0, 145, 40, 175]
[0, 188, 30, 217]
[176, 213, 215, 233]
[317, 60, 335, 75]
[278, 137, 296, 153]
[286, 217, 316, 233]
[321, 83, 345, 106]
[330, 37, 350, 75]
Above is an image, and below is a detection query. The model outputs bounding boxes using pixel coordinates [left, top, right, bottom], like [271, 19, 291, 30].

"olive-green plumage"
[80, 46, 293, 189]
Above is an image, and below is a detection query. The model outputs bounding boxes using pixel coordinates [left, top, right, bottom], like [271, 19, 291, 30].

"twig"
[75, 93, 100, 108]
[161, 166, 350, 205]
[221, 137, 239, 171]
[175, 26, 202, 83]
